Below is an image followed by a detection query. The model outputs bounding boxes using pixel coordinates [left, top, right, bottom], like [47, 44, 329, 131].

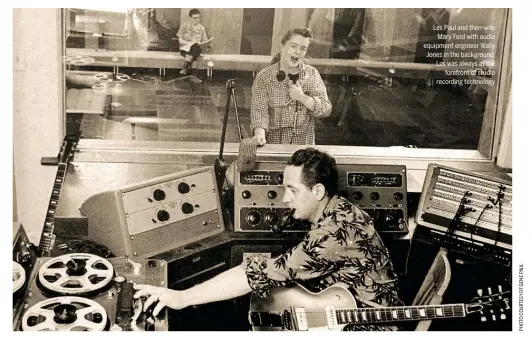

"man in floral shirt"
[134, 148, 402, 331]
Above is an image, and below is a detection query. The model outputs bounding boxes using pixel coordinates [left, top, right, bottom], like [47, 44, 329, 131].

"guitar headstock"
[466, 285, 511, 322]
[58, 135, 79, 164]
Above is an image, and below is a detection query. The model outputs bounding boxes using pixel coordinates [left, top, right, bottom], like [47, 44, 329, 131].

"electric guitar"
[249, 283, 511, 331]
[37, 134, 79, 257]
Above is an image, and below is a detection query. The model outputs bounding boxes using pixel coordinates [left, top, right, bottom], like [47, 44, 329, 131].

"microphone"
[287, 67, 299, 84]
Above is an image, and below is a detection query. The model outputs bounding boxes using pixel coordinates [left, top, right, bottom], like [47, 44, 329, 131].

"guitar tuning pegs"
[477, 289, 483, 296]
[500, 313, 506, 320]
[481, 314, 487, 322]
[487, 287, 493, 296]
[504, 298, 511, 310]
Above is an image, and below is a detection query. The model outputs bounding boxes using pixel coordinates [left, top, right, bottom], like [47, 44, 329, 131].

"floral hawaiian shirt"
[243, 194, 403, 331]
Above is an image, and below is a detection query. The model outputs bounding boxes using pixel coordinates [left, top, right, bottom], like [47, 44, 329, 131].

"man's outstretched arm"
[134, 265, 252, 315]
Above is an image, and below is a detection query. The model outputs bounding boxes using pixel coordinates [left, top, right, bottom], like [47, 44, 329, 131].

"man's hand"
[133, 283, 186, 316]
[253, 128, 266, 146]
[289, 82, 307, 102]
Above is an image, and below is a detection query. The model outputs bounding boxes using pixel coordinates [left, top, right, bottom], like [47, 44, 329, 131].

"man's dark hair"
[189, 9, 201, 17]
[287, 148, 338, 197]
[281, 27, 312, 45]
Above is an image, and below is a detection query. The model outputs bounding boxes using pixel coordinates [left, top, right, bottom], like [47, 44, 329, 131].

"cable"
[57, 239, 113, 258]
[495, 198, 503, 247]
[289, 104, 312, 144]
[443, 191, 474, 247]
[487, 186, 506, 247]
[403, 234, 413, 277]
[469, 203, 492, 242]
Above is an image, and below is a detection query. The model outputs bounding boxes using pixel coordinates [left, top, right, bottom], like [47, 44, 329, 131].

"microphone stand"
[214, 79, 242, 211]
[218, 79, 243, 162]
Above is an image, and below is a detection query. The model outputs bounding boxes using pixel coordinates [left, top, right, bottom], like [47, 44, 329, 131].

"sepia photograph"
[11, 5, 518, 333]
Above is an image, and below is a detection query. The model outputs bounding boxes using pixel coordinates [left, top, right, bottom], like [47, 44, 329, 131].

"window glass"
[63, 8, 508, 151]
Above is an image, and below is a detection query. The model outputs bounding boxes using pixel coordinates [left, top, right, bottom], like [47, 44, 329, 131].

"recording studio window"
[62, 8, 511, 164]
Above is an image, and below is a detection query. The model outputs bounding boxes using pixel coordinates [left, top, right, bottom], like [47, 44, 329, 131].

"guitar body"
[249, 283, 357, 331]
[249, 282, 510, 331]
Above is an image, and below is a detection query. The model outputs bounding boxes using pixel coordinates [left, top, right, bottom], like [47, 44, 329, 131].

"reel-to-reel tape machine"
[13, 253, 168, 331]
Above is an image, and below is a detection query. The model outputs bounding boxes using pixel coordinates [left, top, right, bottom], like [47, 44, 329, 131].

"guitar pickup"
[248, 311, 283, 328]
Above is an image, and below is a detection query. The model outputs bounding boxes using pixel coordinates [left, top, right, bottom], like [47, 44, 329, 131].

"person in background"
[251, 28, 332, 146]
[133, 147, 402, 331]
[176, 9, 213, 84]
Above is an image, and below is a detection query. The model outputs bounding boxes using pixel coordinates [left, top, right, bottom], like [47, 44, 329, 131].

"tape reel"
[13, 261, 26, 293]
[38, 253, 114, 295]
[21, 296, 108, 331]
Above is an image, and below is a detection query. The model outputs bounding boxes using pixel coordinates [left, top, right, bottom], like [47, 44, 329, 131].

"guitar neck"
[37, 162, 68, 257]
[334, 303, 466, 325]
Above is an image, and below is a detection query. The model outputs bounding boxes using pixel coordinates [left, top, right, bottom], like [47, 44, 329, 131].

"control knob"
[384, 214, 398, 227]
[278, 209, 296, 230]
[393, 192, 404, 201]
[370, 192, 380, 200]
[177, 182, 190, 194]
[267, 190, 277, 199]
[352, 191, 363, 200]
[264, 211, 279, 226]
[182, 202, 194, 214]
[275, 173, 284, 184]
[157, 210, 170, 222]
[245, 211, 261, 226]
[153, 189, 166, 201]
[242, 190, 251, 199]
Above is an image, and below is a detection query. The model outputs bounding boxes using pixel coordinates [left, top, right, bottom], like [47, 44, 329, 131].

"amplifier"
[80, 166, 225, 259]
[233, 163, 310, 233]
[406, 228, 512, 331]
[415, 163, 512, 250]
[338, 164, 409, 234]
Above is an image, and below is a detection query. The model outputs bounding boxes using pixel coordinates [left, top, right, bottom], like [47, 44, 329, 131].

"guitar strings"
[289, 305, 466, 322]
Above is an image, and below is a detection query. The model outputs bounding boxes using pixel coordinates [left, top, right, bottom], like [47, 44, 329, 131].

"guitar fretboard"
[37, 163, 68, 256]
[335, 304, 466, 325]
